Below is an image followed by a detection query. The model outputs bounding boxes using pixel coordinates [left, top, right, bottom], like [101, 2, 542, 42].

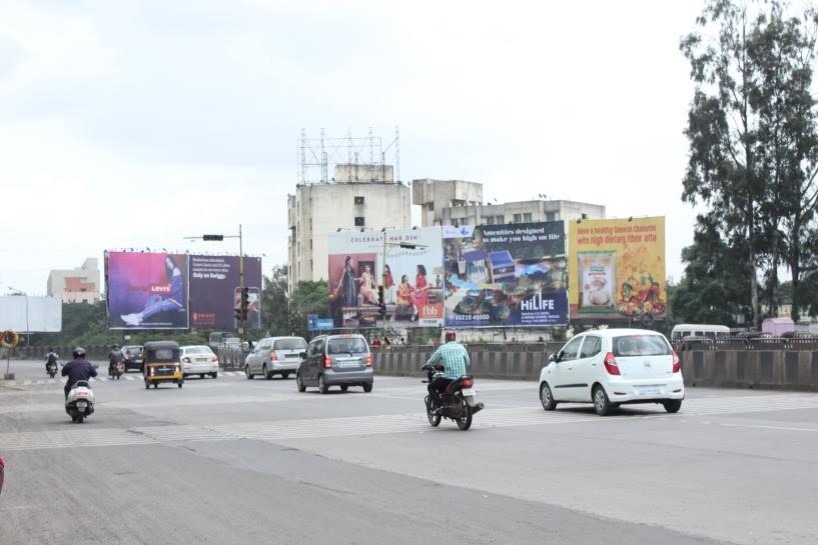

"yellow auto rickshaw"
[142, 341, 184, 389]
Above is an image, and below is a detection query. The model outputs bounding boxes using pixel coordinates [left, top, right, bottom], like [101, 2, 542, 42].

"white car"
[539, 328, 684, 416]
[181, 345, 220, 379]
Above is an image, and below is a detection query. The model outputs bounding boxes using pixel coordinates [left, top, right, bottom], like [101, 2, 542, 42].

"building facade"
[287, 164, 411, 292]
[47, 258, 100, 303]
[412, 178, 606, 227]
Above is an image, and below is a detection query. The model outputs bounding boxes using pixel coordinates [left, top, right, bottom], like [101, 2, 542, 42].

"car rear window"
[274, 339, 307, 350]
[148, 349, 179, 362]
[613, 335, 671, 357]
[327, 338, 368, 354]
[184, 347, 212, 355]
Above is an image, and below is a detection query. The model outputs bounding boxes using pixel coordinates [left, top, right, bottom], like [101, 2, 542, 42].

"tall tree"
[261, 265, 289, 335]
[287, 281, 329, 339]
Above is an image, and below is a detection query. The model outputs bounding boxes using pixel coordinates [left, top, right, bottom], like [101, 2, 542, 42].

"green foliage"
[261, 265, 289, 336]
[287, 281, 329, 339]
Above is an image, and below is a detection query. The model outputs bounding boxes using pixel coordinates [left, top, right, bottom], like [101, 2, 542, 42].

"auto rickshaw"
[142, 341, 184, 389]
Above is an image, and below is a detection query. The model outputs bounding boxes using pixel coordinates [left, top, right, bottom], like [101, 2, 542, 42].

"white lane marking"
[721, 423, 818, 433]
[124, 375, 135, 381]
[24, 380, 32, 385]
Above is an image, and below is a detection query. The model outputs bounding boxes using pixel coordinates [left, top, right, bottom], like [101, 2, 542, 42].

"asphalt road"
[1, 358, 817, 545]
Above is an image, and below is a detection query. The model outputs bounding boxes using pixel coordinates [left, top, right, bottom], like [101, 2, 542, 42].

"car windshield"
[327, 337, 368, 354]
[184, 347, 212, 355]
[612, 335, 671, 357]
[274, 339, 307, 350]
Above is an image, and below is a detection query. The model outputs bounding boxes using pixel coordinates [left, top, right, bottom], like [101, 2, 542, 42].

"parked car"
[180, 345, 219, 379]
[781, 330, 813, 339]
[296, 334, 373, 394]
[244, 336, 307, 380]
[122, 345, 144, 372]
[539, 328, 684, 416]
[733, 331, 772, 340]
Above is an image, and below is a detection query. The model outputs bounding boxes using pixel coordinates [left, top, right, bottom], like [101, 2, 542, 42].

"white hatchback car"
[539, 329, 684, 416]
[181, 345, 219, 379]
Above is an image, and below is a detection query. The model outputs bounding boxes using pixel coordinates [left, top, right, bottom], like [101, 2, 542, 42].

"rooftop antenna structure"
[298, 127, 400, 185]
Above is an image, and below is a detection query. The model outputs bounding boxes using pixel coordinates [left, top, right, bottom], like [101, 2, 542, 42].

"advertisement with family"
[442, 222, 568, 327]
[567, 216, 666, 323]
[327, 227, 444, 329]
[106, 251, 189, 330]
[188, 255, 263, 330]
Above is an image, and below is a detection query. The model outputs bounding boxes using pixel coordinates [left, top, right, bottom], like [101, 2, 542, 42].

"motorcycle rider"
[108, 344, 123, 376]
[426, 331, 471, 412]
[62, 347, 97, 399]
[45, 347, 59, 373]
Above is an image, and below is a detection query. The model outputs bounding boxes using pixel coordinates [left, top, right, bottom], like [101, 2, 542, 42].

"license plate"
[77, 401, 88, 408]
[462, 388, 475, 396]
[338, 362, 359, 368]
[637, 387, 661, 396]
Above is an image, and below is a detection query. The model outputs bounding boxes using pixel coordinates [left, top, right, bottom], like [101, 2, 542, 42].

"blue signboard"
[307, 315, 335, 331]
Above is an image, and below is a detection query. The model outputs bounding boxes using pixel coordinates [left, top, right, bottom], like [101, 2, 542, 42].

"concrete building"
[47, 258, 100, 303]
[412, 178, 605, 227]
[287, 164, 411, 292]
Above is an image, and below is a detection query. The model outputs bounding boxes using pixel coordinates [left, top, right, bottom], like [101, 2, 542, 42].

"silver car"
[244, 336, 307, 380]
[296, 334, 373, 394]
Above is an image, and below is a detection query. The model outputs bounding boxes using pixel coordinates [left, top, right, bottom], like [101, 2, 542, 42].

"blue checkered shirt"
[428, 342, 471, 379]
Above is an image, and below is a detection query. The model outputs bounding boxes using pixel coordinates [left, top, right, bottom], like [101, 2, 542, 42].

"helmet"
[48, 347, 53, 352]
[73, 347, 87, 359]
[112, 344, 119, 349]
[444, 331, 456, 342]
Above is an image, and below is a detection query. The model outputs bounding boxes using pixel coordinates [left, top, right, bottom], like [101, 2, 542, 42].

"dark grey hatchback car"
[296, 334, 373, 394]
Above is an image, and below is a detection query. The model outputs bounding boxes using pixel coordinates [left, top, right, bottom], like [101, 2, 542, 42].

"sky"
[0, 0, 704, 296]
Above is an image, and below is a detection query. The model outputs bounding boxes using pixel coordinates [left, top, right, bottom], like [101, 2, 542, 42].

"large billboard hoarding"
[328, 227, 444, 329]
[568, 216, 666, 323]
[443, 222, 568, 328]
[106, 252, 190, 330]
[189, 255, 263, 330]
[0, 296, 62, 332]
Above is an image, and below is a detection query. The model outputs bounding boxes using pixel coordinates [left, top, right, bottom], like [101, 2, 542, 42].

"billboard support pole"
[239, 224, 244, 338]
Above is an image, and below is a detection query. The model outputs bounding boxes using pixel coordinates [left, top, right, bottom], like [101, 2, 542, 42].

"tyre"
[362, 383, 373, 393]
[318, 374, 329, 394]
[153, 382, 158, 389]
[593, 385, 613, 416]
[539, 382, 557, 411]
[340, 385, 349, 392]
[211, 372, 218, 379]
[76, 414, 84, 423]
[200, 374, 205, 379]
[282, 373, 290, 380]
[456, 401, 473, 430]
[264, 365, 272, 380]
[296, 374, 306, 393]
[662, 399, 683, 413]
[245, 366, 254, 380]
[425, 397, 441, 427]
[145, 381, 150, 390]
[178, 381, 183, 388]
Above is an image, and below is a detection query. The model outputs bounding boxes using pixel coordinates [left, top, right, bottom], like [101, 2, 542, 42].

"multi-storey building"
[47, 258, 100, 303]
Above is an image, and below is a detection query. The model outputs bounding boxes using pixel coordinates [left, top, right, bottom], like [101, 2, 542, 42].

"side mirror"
[299, 352, 307, 359]
[549, 353, 558, 363]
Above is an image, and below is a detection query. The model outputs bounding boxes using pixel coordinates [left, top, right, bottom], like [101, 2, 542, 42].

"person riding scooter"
[45, 347, 59, 373]
[426, 331, 471, 413]
[107, 344, 123, 377]
[62, 347, 97, 399]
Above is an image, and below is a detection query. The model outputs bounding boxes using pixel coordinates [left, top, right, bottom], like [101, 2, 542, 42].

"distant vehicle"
[244, 336, 307, 380]
[181, 345, 219, 379]
[208, 332, 240, 349]
[670, 324, 730, 342]
[540, 329, 684, 416]
[296, 334, 373, 394]
[762, 317, 795, 337]
[781, 330, 812, 339]
[733, 330, 773, 340]
[143, 341, 184, 389]
[122, 345, 144, 372]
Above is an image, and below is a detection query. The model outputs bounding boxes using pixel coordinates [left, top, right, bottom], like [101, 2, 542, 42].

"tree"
[261, 265, 289, 335]
[287, 281, 329, 339]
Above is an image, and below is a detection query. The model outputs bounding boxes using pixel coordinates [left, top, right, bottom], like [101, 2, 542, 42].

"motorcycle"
[111, 359, 124, 380]
[421, 364, 484, 431]
[65, 380, 95, 423]
[46, 361, 58, 378]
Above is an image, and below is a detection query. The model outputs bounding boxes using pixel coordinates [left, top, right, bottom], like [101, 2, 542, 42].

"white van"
[670, 324, 730, 341]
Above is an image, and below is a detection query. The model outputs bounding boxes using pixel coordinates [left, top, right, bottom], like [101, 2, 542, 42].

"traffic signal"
[202, 234, 224, 241]
[378, 286, 386, 317]
[241, 287, 250, 320]
[233, 307, 242, 321]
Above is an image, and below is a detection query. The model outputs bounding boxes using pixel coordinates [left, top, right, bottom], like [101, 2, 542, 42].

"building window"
[484, 216, 495, 225]
[355, 216, 366, 227]
[546, 212, 557, 221]
[310, 239, 313, 249]
[523, 213, 532, 222]
[513, 214, 522, 223]
[354, 196, 365, 205]
[495, 215, 504, 224]
[426, 203, 434, 211]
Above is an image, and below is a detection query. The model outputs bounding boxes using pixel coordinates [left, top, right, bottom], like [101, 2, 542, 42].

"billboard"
[443, 222, 568, 327]
[568, 216, 666, 323]
[328, 227, 444, 329]
[189, 255, 263, 330]
[106, 252, 190, 330]
[0, 296, 62, 332]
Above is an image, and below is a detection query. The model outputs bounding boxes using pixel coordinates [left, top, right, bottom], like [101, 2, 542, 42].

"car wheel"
[425, 396, 441, 427]
[340, 385, 349, 392]
[76, 414, 84, 424]
[593, 385, 613, 416]
[178, 381, 183, 389]
[211, 372, 218, 379]
[318, 374, 329, 394]
[663, 399, 683, 413]
[200, 374, 205, 379]
[362, 383, 373, 393]
[296, 374, 306, 393]
[144, 380, 150, 390]
[539, 382, 557, 411]
[264, 364, 272, 380]
[153, 382, 158, 389]
[282, 373, 290, 380]
[245, 366, 254, 380]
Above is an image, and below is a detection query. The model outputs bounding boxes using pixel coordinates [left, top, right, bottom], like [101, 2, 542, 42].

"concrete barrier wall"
[680, 349, 818, 392]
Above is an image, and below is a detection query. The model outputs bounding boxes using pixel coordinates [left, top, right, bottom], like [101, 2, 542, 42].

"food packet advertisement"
[567, 216, 666, 322]
[442, 222, 568, 328]
[327, 227, 444, 329]
[106, 251, 190, 330]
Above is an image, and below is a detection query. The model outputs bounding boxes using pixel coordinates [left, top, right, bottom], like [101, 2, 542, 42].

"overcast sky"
[0, 0, 703, 296]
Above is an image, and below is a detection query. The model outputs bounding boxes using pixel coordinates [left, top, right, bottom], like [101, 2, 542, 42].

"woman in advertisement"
[410, 264, 429, 312]
[395, 274, 415, 320]
[359, 264, 378, 305]
[121, 255, 186, 326]
[383, 264, 396, 304]
[335, 256, 358, 307]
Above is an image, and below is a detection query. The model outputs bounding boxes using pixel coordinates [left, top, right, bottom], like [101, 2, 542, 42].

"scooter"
[46, 361, 58, 378]
[65, 381, 95, 423]
[421, 364, 484, 431]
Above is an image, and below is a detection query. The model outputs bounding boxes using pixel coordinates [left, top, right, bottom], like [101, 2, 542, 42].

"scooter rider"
[107, 344, 123, 376]
[426, 331, 470, 412]
[45, 347, 59, 372]
[62, 347, 97, 399]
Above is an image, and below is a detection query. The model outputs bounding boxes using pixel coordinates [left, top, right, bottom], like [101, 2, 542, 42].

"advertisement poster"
[443, 222, 568, 327]
[107, 252, 189, 330]
[567, 216, 666, 323]
[327, 227, 444, 329]
[189, 255, 263, 329]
